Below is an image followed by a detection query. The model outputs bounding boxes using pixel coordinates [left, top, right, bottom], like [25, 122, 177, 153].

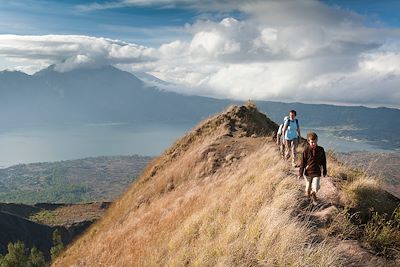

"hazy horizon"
[0, 121, 395, 168]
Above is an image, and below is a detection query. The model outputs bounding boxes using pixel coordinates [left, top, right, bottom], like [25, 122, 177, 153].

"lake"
[0, 123, 193, 168]
[0, 123, 393, 168]
[301, 127, 392, 153]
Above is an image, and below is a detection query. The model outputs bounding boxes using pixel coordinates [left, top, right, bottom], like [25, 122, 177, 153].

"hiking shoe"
[310, 192, 318, 205]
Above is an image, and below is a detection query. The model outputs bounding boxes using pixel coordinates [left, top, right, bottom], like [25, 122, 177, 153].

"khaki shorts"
[304, 175, 320, 193]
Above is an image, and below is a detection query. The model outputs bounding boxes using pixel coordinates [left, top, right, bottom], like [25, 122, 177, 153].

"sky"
[1, 0, 400, 108]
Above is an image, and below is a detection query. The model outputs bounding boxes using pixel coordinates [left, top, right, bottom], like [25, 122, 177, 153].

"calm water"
[0, 123, 392, 168]
[302, 127, 390, 153]
[0, 123, 193, 168]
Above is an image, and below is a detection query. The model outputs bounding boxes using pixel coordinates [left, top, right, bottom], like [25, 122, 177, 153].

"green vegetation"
[29, 246, 46, 267]
[30, 210, 57, 225]
[329, 207, 400, 259]
[363, 208, 400, 258]
[0, 241, 45, 267]
[0, 183, 89, 204]
[0, 155, 151, 204]
[327, 208, 360, 240]
[50, 229, 64, 261]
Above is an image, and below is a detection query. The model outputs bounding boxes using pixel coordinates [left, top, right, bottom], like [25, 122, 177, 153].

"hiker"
[282, 110, 301, 167]
[276, 116, 288, 158]
[298, 132, 327, 205]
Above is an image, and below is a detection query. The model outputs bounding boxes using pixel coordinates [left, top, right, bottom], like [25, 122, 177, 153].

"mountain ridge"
[52, 103, 400, 266]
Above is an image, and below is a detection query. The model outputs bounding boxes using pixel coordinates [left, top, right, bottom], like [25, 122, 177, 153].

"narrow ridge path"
[282, 149, 397, 267]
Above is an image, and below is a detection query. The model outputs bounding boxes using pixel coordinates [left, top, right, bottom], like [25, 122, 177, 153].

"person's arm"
[276, 125, 282, 145]
[321, 148, 327, 177]
[299, 149, 307, 177]
[282, 123, 288, 145]
[297, 125, 301, 140]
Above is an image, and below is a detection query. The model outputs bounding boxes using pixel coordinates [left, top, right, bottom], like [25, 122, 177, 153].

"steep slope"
[53, 103, 398, 266]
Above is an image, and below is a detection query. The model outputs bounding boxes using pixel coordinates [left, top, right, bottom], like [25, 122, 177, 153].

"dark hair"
[289, 110, 297, 116]
[307, 132, 318, 141]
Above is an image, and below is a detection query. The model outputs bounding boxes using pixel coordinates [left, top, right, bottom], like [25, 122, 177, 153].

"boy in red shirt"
[299, 132, 327, 205]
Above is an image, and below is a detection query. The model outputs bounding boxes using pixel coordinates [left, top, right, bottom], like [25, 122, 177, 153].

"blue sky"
[1, 0, 399, 45]
[323, 0, 400, 27]
[1, 0, 400, 108]
[0, 0, 241, 45]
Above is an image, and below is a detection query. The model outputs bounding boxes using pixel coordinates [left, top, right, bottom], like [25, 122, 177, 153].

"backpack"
[277, 124, 284, 135]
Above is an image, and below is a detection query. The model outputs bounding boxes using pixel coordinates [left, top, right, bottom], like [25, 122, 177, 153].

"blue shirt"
[284, 119, 299, 140]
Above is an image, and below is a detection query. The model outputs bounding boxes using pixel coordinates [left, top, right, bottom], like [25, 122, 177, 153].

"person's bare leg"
[304, 176, 311, 197]
[291, 139, 298, 167]
[285, 141, 291, 160]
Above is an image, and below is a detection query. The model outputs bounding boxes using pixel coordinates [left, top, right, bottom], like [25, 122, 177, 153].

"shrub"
[30, 210, 56, 225]
[0, 241, 29, 267]
[29, 246, 45, 267]
[362, 208, 400, 258]
[0, 241, 45, 267]
[327, 208, 361, 240]
[50, 229, 64, 261]
[341, 175, 399, 221]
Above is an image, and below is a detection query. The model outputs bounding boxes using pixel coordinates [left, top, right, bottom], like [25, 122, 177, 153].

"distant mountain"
[0, 65, 230, 127]
[0, 65, 399, 149]
[133, 71, 171, 87]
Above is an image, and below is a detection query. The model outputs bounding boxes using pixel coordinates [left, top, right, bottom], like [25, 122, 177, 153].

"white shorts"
[304, 175, 320, 193]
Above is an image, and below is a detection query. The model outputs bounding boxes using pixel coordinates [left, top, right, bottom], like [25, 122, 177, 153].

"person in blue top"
[282, 110, 301, 167]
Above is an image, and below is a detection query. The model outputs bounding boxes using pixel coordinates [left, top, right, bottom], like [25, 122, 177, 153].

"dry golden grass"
[53, 143, 343, 266]
[326, 152, 398, 217]
[53, 105, 346, 267]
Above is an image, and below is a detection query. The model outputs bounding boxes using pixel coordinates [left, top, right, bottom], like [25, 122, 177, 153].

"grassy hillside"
[0, 155, 151, 204]
[337, 152, 400, 198]
[52, 103, 399, 266]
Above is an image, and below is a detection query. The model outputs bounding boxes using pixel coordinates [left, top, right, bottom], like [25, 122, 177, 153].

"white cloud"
[159, 40, 189, 58]
[143, 1, 400, 108]
[360, 52, 400, 75]
[189, 30, 241, 59]
[303, 50, 400, 107]
[1, 1, 400, 108]
[0, 34, 157, 73]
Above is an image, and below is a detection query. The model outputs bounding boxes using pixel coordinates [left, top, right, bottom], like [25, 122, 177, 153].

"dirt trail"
[284, 150, 397, 267]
